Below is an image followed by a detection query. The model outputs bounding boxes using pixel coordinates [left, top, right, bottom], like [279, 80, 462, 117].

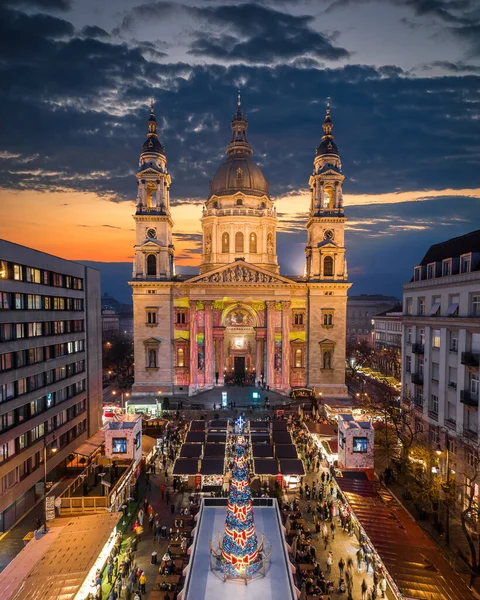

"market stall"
[199, 459, 225, 492]
[180, 444, 203, 458]
[252, 443, 274, 458]
[274, 444, 298, 460]
[279, 459, 305, 489]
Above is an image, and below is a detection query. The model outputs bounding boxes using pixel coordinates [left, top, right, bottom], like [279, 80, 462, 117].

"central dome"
[210, 156, 269, 197]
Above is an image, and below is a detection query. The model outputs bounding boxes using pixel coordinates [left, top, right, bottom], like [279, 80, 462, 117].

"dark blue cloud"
[81, 25, 110, 39]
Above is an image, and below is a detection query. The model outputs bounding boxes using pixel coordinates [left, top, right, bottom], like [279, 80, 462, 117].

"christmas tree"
[222, 419, 259, 576]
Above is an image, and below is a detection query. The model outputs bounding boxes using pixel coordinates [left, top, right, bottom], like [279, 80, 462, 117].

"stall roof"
[0, 513, 121, 600]
[180, 443, 203, 458]
[272, 421, 288, 431]
[250, 433, 270, 443]
[272, 431, 293, 444]
[185, 431, 206, 443]
[74, 429, 105, 457]
[275, 444, 298, 459]
[250, 421, 270, 431]
[204, 443, 226, 457]
[306, 422, 337, 437]
[173, 458, 199, 475]
[279, 459, 305, 476]
[209, 419, 228, 430]
[200, 459, 224, 475]
[252, 443, 274, 458]
[190, 420, 206, 431]
[336, 476, 474, 600]
[254, 459, 279, 475]
[207, 433, 226, 443]
[142, 435, 157, 457]
[321, 439, 338, 455]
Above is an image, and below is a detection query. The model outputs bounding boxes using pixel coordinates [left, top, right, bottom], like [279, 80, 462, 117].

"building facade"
[130, 101, 351, 397]
[402, 230, 480, 493]
[0, 241, 102, 531]
[372, 305, 402, 379]
[347, 295, 399, 345]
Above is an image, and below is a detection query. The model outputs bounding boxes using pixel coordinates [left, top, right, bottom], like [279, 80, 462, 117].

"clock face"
[147, 228, 156, 239]
[324, 229, 334, 240]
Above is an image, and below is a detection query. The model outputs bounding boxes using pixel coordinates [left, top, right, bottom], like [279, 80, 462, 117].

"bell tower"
[305, 103, 347, 282]
[132, 103, 175, 281]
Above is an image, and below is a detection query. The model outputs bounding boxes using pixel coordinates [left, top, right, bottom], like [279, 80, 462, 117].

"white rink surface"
[184, 506, 296, 600]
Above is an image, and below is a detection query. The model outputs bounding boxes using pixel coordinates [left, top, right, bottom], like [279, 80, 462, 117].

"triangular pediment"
[185, 260, 294, 285]
[137, 166, 163, 175]
[316, 239, 338, 248]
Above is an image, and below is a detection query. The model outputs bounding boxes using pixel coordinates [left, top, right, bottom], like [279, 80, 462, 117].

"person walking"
[326, 551, 333, 574]
[107, 560, 114, 584]
[379, 576, 387, 598]
[330, 521, 335, 539]
[356, 547, 364, 572]
[361, 578, 368, 600]
[338, 557, 345, 577]
[139, 571, 146, 594]
[161, 484, 165, 500]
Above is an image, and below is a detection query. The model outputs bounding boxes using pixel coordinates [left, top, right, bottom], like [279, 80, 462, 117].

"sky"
[0, 0, 479, 303]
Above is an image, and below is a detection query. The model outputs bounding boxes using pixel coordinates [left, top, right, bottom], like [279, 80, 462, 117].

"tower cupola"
[316, 102, 339, 158]
[140, 102, 165, 159]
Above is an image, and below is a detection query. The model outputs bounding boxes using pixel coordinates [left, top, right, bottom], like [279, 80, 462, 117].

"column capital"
[204, 300, 214, 309]
[281, 300, 291, 309]
[266, 301, 277, 310]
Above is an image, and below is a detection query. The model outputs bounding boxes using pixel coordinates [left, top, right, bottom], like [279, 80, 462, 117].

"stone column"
[189, 302, 197, 389]
[204, 301, 214, 386]
[281, 301, 291, 390]
[218, 334, 225, 385]
[255, 335, 262, 384]
[266, 301, 276, 387]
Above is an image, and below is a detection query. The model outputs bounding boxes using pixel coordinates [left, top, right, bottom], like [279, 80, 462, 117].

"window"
[147, 348, 157, 368]
[249, 232, 257, 253]
[323, 313, 333, 326]
[407, 327, 412, 344]
[295, 349, 302, 368]
[112, 438, 127, 453]
[405, 299, 412, 316]
[15, 294, 24, 310]
[430, 296, 441, 316]
[323, 256, 334, 277]
[461, 254, 471, 274]
[352, 437, 368, 453]
[470, 373, 479, 397]
[414, 266, 421, 281]
[294, 313, 304, 326]
[0, 353, 13, 372]
[429, 394, 439, 415]
[471, 294, 480, 316]
[135, 432, 141, 450]
[427, 263, 435, 279]
[13, 264, 22, 281]
[176, 311, 186, 325]
[419, 329, 425, 345]
[442, 259, 451, 277]
[236, 198, 243, 206]
[406, 355, 411, 373]
[177, 347, 185, 367]
[418, 297, 425, 315]
[146, 310, 157, 325]
[432, 329, 441, 349]
[146, 254, 157, 276]
[28, 322, 43, 337]
[0, 291, 11, 310]
[431, 362, 439, 381]
[447, 294, 459, 316]
[429, 425, 439, 444]
[448, 367, 457, 388]
[25, 267, 41, 283]
[446, 402, 456, 423]
[235, 231, 244, 252]
[222, 232, 229, 253]
[0, 260, 8, 279]
[450, 331, 458, 352]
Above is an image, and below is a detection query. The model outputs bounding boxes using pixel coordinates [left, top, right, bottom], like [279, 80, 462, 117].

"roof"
[204, 443, 225, 457]
[272, 421, 288, 431]
[250, 420, 270, 431]
[180, 443, 203, 458]
[74, 429, 105, 457]
[336, 477, 474, 600]
[279, 459, 305, 476]
[372, 304, 403, 318]
[305, 422, 337, 437]
[190, 420, 206, 431]
[252, 443, 274, 458]
[274, 444, 298, 459]
[250, 433, 270, 443]
[173, 458, 199, 475]
[254, 458, 279, 475]
[0, 513, 122, 600]
[209, 419, 228, 430]
[142, 435, 157, 456]
[206, 432, 226, 443]
[200, 459, 224, 475]
[210, 155, 269, 198]
[321, 439, 338, 455]
[185, 431, 206, 443]
[272, 431, 293, 444]
[420, 228, 480, 267]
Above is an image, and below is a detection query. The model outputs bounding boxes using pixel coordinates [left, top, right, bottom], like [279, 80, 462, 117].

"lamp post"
[112, 390, 130, 411]
[436, 435, 451, 545]
[43, 434, 57, 530]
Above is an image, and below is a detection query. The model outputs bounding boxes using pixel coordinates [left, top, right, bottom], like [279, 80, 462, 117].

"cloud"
[4, 0, 72, 11]
[81, 25, 110, 39]
[187, 3, 350, 63]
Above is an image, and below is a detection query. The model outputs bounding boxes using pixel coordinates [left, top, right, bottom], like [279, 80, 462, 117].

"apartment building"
[347, 294, 399, 344]
[372, 305, 402, 379]
[402, 230, 480, 474]
[0, 240, 102, 532]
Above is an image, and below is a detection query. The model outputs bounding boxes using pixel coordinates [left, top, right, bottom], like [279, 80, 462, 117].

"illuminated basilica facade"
[130, 99, 350, 397]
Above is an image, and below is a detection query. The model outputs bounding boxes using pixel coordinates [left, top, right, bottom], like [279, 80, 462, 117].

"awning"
[185, 431, 206, 443]
[74, 429, 105, 457]
[173, 458, 199, 475]
[275, 444, 298, 459]
[142, 435, 157, 457]
[200, 459, 224, 475]
[252, 443, 274, 458]
[254, 459, 279, 475]
[204, 443, 226, 457]
[322, 439, 338, 455]
[190, 420, 206, 431]
[279, 459, 305, 476]
[306, 422, 337, 437]
[180, 443, 203, 458]
[273, 431, 293, 444]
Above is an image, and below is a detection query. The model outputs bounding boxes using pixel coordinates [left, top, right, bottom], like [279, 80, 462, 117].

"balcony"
[411, 372, 424, 385]
[460, 390, 479, 407]
[135, 206, 167, 216]
[461, 352, 480, 367]
[412, 343, 425, 355]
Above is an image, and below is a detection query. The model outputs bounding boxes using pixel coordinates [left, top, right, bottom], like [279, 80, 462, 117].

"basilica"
[130, 98, 350, 397]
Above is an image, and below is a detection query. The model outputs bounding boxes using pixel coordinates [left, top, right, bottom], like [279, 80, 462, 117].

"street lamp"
[43, 435, 57, 531]
[436, 437, 452, 545]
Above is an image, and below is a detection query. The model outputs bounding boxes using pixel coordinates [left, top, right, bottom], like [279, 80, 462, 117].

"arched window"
[295, 349, 302, 368]
[249, 232, 257, 253]
[324, 186, 334, 209]
[177, 348, 184, 367]
[148, 348, 157, 368]
[235, 231, 244, 252]
[323, 313, 333, 326]
[323, 350, 332, 370]
[222, 232, 229, 253]
[147, 254, 157, 276]
[323, 256, 334, 277]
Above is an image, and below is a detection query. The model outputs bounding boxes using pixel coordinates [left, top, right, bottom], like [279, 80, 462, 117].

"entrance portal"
[234, 356, 246, 381]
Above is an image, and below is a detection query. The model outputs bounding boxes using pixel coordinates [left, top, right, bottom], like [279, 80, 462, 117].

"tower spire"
[141, 101, 165, 157]
[316, 99, 339, 158]
[227, 91, 252, 157]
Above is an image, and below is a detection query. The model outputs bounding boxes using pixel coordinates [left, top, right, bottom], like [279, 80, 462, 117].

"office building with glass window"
[0, 240, 102, 532]
[402, 230, 480, 487]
